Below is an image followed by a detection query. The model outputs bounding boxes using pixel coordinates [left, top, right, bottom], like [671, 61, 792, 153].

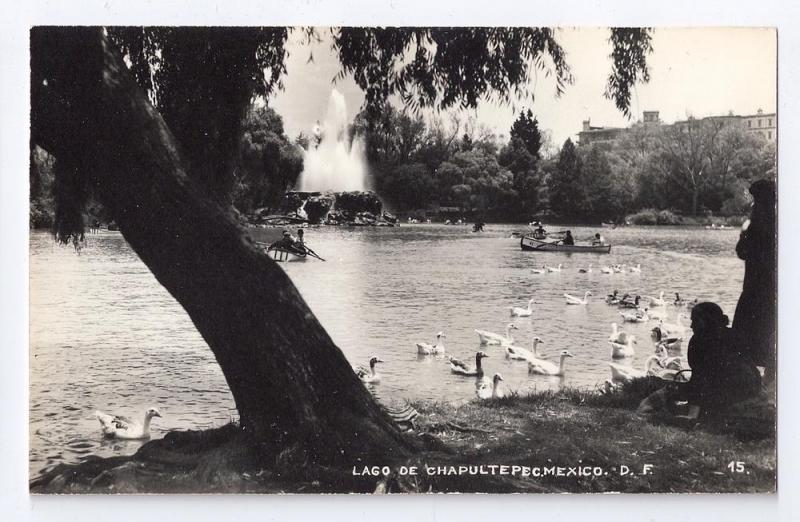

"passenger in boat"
[638, 302, 761, 419]
[562, 230, 575, 245]
[278, 230, 299, 249]
[592, 233, 606, 246]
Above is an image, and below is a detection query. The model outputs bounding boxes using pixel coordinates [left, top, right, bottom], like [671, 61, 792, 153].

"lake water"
[29, 224, 744, 477]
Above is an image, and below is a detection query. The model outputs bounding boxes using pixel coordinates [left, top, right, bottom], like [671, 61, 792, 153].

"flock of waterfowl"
[352, 263, 700, 400]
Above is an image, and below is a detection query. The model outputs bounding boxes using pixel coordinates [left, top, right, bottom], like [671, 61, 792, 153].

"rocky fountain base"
[250, 191, 396, 227]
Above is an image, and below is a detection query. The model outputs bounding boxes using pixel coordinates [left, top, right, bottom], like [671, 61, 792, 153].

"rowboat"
[520, 234, 611, 253]
[267, 245, 308, 262]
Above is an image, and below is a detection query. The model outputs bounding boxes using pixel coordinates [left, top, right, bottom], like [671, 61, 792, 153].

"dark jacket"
[684, 327, 761, 413]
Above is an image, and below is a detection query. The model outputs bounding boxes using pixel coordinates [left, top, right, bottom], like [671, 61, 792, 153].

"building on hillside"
[577, 109, 777, 146]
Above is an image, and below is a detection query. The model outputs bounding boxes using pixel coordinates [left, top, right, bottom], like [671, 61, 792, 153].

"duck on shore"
[476, 373, 505, 399]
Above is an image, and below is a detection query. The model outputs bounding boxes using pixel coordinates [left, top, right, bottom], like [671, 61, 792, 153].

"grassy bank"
[31, 381, 775, 494]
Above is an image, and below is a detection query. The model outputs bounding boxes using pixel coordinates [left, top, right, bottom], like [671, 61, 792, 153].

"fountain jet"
[296, 89, 369, 192]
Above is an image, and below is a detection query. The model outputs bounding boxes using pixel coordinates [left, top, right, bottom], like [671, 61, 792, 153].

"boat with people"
[520, 234, 612, 253]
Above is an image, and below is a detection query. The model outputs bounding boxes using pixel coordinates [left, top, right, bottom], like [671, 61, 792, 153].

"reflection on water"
[29, 225, 743, 477]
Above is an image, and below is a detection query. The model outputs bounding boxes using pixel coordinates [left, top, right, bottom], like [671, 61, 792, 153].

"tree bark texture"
[30, 27, 414, 466]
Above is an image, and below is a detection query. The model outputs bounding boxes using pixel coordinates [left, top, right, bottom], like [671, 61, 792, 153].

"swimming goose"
[564, 291, 592, 305]
[673, 293, 686, 307]
[605, 290, 620, 304]
[628, 264, 642, 273]
[618, 295, 641, 309]
[475, 323, 518, 346]
[608, 355, 663, 382]
[510, 298, 536, 317]
[608, 322, 630, 344]
[448, 352, 489, 377]
[610, 336, 637, 358]
[354, 356, 384, 383]
[600, 266, 614, 274]
[620, 308, 649, 323]
[531, 266, 547, 274]
[528, 350, 574, 376]
[505, 336, 543, 361]
[578, 264, 593, 273]
[476, 373, 505, 399]
[416, 332, 446, 355]
[646, 291, 666, 307]
[545, 264, 563, 273]
[95, 407, 162, 440]
[612, 264, 625, 273]
[659, 314, 688, 337]
[651, 326, 683, 353]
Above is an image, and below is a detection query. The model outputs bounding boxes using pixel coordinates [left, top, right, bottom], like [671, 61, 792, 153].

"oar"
[302, 245, 326, 262]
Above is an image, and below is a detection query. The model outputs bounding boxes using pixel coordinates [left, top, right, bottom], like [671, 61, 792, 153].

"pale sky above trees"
[270, 27, 776, 146]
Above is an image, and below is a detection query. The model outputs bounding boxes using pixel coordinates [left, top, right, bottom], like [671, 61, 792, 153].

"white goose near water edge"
[95, 407, 162, 440]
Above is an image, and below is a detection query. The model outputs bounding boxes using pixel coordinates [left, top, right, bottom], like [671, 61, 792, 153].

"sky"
[269, 27, 777, 148]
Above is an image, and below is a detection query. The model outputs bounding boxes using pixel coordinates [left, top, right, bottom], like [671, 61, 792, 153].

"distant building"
[577, 109, 776, 146]
[742, 109, 777, 142]
[578, 119, 626, 146]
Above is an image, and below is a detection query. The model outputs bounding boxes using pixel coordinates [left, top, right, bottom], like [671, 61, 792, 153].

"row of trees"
[349, 105, 775, 223]
[351, 106, 547, 220]
[550, 118, 776, 222]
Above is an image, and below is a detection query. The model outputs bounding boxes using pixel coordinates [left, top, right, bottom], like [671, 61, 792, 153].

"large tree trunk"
[31, 27, 414, 466]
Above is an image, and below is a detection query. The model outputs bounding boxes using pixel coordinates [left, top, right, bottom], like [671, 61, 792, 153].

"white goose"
[448, 352, 489, 377]
[510, 298, 535, 317]
[628, 263, 642, 273]
[416, 332, 446, 355]
[476, 373, 506, 399]
[354, 356, 384, 384]
[600, 266, 614, 274]
[475, 323, 518, 346]
[546, 264, 563, 273]
[531, 266, 547, 275]
[564, 291, 592, 305]
[610, 336, 636, 358]
[646, 291, 666, 307]
[528, 350, 574, 376]
[578, 263, 593, 273]
[620, 308, 649, 323]
[95, 407, 162, 440]
[659, 313, 689, 337]
[608, 322, 630, 344]
[505, 336, 543, 361]
[608, 355, 663, 382]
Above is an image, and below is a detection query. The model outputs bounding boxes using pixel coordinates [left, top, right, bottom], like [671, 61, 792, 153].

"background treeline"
[350, 106, 777, 224]
[30, 102, 776, 228]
